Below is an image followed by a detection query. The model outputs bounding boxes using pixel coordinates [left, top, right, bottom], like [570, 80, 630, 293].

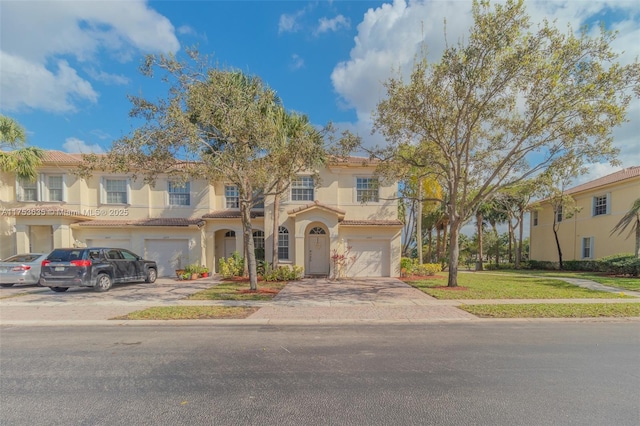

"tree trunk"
[442, 222, 448, 262]
[476, 213, 484, 271]
[515, 212, 524, 268]
[436, 227, 441, 262]
[427, 228, 433, 263]
[492, 224, 499, 266]
[240, 200, 258, 290]
[417, 180, 423, 264]
[507, 220, 514, 263]
[447, 218, 462, 287]
[553, 222, 563, 270]
[272, 189, 281, 269]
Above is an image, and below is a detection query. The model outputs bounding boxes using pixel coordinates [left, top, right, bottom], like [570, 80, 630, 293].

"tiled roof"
[340, 219, 404, 227]
[202, 210, 264, 219]
[78, 218, 205, 227]
[565, 166, 640, 195]
[287, 200, 346, 217]
[42, 151, 93, 165]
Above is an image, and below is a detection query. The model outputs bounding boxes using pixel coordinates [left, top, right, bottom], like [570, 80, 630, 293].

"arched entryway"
[306, 225, 329, 276]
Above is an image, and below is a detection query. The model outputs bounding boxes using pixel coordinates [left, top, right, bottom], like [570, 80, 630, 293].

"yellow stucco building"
[529, 166, 640, 262]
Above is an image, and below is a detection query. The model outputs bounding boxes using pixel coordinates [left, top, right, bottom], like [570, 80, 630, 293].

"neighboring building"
[529, 166, 640, 262]
[0, 151, 402, 277]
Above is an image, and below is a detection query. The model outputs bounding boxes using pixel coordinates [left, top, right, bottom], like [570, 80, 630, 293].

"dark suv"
[40, 248, 157, 292]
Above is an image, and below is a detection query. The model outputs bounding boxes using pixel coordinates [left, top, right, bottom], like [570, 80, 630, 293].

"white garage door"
[144, 239, 189, 277]
[87, 238, 130, 250]
[347, 239, 390, 277]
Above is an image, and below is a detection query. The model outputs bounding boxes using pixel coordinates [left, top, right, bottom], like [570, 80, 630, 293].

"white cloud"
[331, 0, 640, 166]
[290, 54, 305, 71]
[279, 10, 305, 34]
[316, 15, 351, 35]
[0, 0, 179, 113]
[84, 68, 130, 86]
[62, 137, 105, 154]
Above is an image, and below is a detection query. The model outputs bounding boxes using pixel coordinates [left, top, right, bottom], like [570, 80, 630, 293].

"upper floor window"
[225, 185, 239, 209]
[356, 177, 379, 202]
[104, 178, 128, 204]
[278, 226, 289, 260]
[291, 176, 314, 201]
[253, 190, 264, 209]
[532, 211, 539, 226]
[17, 174, 65, 202]
[555, 205, 563, 223]
[168, 181, 190, 206]
[592, 194, 609, 216]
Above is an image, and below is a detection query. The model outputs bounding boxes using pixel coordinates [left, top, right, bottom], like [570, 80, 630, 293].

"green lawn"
[498, 270, 640, 292]
[186, 280, 287, 301]
[461, 303, 640, 318]
[113, 306, 258, 320]
[405, 272, 631, 299]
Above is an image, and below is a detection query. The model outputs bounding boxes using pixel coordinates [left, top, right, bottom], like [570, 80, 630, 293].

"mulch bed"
[238, 288, 280, 294]
[401, 274, 447, 281]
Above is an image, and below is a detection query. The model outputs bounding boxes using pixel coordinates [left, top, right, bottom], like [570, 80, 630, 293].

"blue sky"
[1, 0, 639, 185]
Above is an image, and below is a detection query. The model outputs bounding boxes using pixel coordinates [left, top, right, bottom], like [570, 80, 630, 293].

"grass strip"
[405, 273, 630, 300]
[187, 281, 287, 301]
[498, 270, 640, 292]
[113, 306, 259, 320]
[461, 303, 640, 318]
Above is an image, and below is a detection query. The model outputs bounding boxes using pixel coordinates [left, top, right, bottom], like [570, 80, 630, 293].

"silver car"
[0, 253, 48, 287]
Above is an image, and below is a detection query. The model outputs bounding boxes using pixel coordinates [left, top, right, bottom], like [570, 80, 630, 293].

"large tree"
[80, 51, 320, 290]
[372, 0, 639, 286]
[0, 114, 44, 181]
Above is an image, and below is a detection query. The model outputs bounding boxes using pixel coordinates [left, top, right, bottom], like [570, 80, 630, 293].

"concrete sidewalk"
[0, 276, 638, 326]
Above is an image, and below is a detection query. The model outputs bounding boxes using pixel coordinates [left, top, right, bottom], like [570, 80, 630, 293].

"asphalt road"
[1, 322, 638, 425]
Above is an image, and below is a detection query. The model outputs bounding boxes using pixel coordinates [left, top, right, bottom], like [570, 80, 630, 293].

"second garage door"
[347, 239, 390, 277]
[144, 239, 189, 277]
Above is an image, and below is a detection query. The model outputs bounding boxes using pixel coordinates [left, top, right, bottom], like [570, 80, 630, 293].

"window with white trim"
[278, 226, 289, 260]
[582, 237, 594, 259]
[356, 177, 379, 202]
[253, 230, 265, 250]
[47, 175, 64, 202]
[225, 185, 239, 208]
[291, 176, 314, 201]
[555, 205, 563, 223]
[592, 194, 609, 216]
[17, 178, 38, 201]
[532, 211, 538, 226]
[105, 178, 128, 204]
[168, 181, 190, 206]
[253, 190, 264, 209]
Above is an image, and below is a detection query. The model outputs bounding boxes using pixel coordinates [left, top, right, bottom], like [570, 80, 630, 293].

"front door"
[307, 227, 329, 275]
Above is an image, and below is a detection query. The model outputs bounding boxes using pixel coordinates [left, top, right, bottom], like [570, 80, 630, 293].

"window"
[582, 237, 594, 259]
[47, 175, 63, 202]
[253, 230, 265, 250]
[225, 185, 239, 208]
[291, 176, 314, 201]
[532, 211, 538, 226]
[105, 179, 128, 204]
[593, 194, 609, 216]
[356, 177, 379, 202]
[278, 226, 289, 260]
[18, 178, 38, 201]
[168, 181, 190, 206]
[555, 205, 563, 223]
[310, 227, 326, 235]
[253, 190, 264, 209]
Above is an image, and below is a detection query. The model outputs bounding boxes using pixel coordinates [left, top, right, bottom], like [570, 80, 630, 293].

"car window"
[47, 249, 84, 262]
[88, 250, 101, 261]
[106, 250, 124, 260]
[5, 254, 41, 262]
[120, 250, 138, 261]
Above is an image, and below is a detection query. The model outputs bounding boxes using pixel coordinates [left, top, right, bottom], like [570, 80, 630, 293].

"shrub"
[264, 265, 304, 281]
[412, 263, 442, 276]
[526, 260, 559, 270]
[598, 254, 639, 277]
[563, 260, 600, 272]
[218, 251, 244, 279]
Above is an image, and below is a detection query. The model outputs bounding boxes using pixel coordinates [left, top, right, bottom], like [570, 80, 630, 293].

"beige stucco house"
[529, 166, 640, 262]
[0, 151, 402, 277]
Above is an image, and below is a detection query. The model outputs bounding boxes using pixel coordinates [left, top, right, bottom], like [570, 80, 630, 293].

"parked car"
[40, 248, 157, 292]
[0, 253, 48, 287]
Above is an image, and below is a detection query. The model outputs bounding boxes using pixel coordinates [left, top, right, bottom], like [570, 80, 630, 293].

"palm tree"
[611, 198, 640, 258]
[0, 114, 44, 181]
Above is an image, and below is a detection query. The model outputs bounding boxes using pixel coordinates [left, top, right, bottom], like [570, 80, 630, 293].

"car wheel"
[51, 287, 69, 292]
[94, 274, 112, 292]
[1, 283, 14, 288]
[145, 268, 157, 283]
